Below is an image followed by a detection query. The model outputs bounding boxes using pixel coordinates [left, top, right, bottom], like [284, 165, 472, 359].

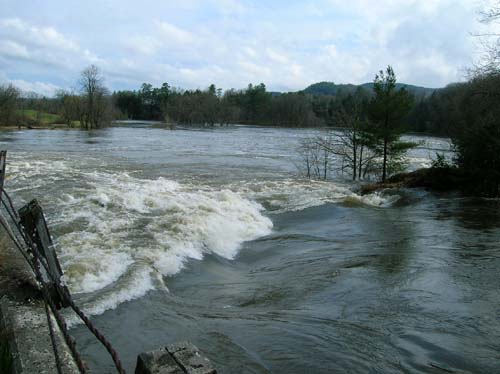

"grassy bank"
[18, 109, 61, 124]
[0, 109, 80, 129]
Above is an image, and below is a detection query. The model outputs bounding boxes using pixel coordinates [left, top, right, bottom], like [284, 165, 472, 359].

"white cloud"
[242, 47, 257, 58]
[0, 40, 29, 58]
[0, 1, 485, 92]
[324, 44, 338, 59]
[238, 61, 272, 79]
[0, 17, 103, 77]
[124, 36, 162, 55]
[266, 48, 289, 64]
[0, 18, 78, 52]
[156, 21, 194, 44]
[211, 0, 250, 15]
[83, 49, 104, 64]
[10, 79, 60, 96]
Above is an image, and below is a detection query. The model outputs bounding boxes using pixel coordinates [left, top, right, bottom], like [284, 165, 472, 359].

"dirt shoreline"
[361, 167, 471, 195]
[0, 124, 75, 131]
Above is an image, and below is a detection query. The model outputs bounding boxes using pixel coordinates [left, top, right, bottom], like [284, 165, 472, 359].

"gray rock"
[135, 347, 184, 374]
[136, 342, 217, 374]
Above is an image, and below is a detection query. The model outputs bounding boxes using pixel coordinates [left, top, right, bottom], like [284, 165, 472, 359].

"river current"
[0, 124, 498, 373]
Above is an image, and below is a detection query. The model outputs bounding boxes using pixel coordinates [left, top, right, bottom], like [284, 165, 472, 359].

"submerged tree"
[0, 84, 20, 125]
[367, 66, 415, 182]
[56, 90, 80, 127]
[327, 92, 378, 181]
[298, 92, 379, 182]
[79, 65, 112, 129]
[297, 136, 331, 180]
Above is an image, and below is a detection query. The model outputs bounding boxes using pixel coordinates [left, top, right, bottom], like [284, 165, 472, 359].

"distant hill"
[301, 81, 437, 97]
[269, 91, 282, 97]
[301, 82, 359, 96]
[360, 82, 437, 97]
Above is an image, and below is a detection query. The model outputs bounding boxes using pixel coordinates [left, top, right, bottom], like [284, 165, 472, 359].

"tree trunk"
[382, 138, 388, 182]
[323, 149, 328, 180]
[358, 145, 364, 180]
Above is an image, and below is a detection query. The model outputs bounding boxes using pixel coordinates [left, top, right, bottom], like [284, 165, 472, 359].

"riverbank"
[361, 167, 473, 195]
[0, 124, 73, 131]
[3, 126, 498, 373]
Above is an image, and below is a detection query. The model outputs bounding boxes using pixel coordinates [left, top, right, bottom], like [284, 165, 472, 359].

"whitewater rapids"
[6, 153, 398, 318]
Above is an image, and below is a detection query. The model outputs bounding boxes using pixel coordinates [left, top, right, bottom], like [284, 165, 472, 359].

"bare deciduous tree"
[474, 1, 500, 75]
[480, 1, 500, 23]
[299, 92, 379, 182]
[317, 129, 378, 181]
[56, 89, 81, 127]
[0, 84, 20, 125]
[297, 136, 331, 180]
[79, 65, 112, 129]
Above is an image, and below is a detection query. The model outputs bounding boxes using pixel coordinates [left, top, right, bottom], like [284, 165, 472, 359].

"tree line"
[2, 70, 482, 134]
[0, 1, 499, 193]
[113, 82, 325, 127]
[0, 65, 115, 129]
[2, 63, 495, 136]
[298, 1, 500, 196]
[111, 74, 500, 138]
[1, 60, 499, 193]
[297, 63, 500, 195]
[113, 80, 438, 130]
[298, 66, 417, 183]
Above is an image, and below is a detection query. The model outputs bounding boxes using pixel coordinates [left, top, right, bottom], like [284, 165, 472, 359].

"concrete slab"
[135, 342, 217, 374]
[0, 296, 79, 374]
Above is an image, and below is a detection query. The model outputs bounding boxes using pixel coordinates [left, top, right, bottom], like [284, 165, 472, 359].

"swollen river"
[1, 124, 499, 373]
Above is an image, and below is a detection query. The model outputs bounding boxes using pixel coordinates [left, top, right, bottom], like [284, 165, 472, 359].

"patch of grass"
[17, 109, 62, 126]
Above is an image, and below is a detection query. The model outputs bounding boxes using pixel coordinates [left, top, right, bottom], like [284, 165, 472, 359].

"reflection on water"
[0, 124, 498, 373]
[436, 196, 500, 230]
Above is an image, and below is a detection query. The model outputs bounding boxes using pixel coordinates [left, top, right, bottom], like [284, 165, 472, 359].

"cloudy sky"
[0, 0, 491, 95]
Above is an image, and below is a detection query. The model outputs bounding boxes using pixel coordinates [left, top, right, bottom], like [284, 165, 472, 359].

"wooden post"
[0, 150, 6, 201]
[18, 199, 69, 309]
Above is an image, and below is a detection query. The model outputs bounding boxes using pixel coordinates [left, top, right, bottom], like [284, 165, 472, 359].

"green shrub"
[431, 153, 452, 169]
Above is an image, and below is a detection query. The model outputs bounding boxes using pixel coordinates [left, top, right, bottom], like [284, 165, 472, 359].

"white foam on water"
[407, 156, 432, 170]
[65, 267, 156, 327]
[344, 191, 401, 207]
[49, 171, 273, 317]
[7, 156, 74, 183]
[57, 231, 133, 293]
[6, 153, 399, 317]
[228, 179, 399, 213]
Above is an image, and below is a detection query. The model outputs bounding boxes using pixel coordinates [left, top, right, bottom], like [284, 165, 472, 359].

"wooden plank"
[18, 199, 69, 308]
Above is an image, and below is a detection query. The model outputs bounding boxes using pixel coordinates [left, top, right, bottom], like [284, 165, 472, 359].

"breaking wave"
[6, 154, 398, 317]
[55, 172, 273, 294]
[228, 179, 399, 213]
